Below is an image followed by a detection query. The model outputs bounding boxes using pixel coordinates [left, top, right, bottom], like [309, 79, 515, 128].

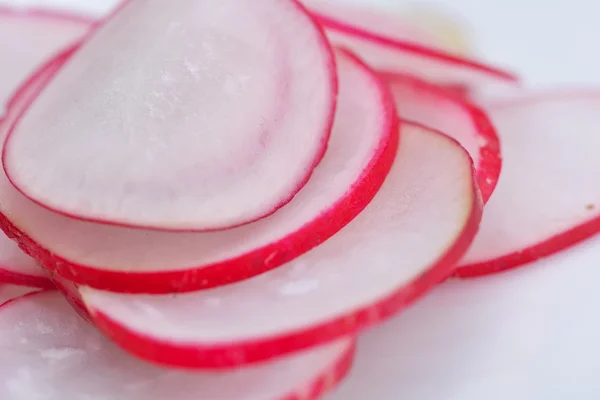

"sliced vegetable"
[0, 291, 355, 400]
[0, 284, 39, 305]
[51, 274, 90, 322]
[3, 0, 337, 231]
[385, 72, 501, 201]
[455, 92, 600, 277]
[0, 48, 397, 293]
[80, 122, 481, 368]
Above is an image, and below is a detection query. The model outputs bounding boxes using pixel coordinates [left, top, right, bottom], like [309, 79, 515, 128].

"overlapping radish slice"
[0, 6, 91, 114]
[302, 0, 517, 87]
[0, 284, 39, 305]
[454, 92, 600, 277]
[51, 274, 90, 322]
[79, 122, 482, 368]
[386, 73, 501, 202]
[0, 48, 397, 293]
[0, 291, 355, 400]
[329, 236, 600, 400]
[3, 0, 337, 232]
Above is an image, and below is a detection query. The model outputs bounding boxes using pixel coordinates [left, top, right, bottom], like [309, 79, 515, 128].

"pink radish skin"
[0, 284, 39, 305]
[0, 291, 355, 400]
[3, 0, 338, 232]
[302, 0, 518, 87]
[384, 72, 501, 202]
[79, 122, 482, 369]
[455, 92, 600, 277]
[0, 48, 398, 293]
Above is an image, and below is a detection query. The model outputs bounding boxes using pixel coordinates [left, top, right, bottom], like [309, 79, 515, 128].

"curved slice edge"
[0, 283, 41, 305]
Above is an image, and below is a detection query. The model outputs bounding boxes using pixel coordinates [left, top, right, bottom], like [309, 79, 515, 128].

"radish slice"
[302, 0, 518, 87]
[3, 0, 337, 232]
[79, 122, 482, 368]
[0, 291, 355, 400]
[0, 284, 39, 305]
[0, 48, 397, 293]
[329, 236, 600, 400]
[51, 275, 91, 322]
[0, 6, 91, 114]
[386, 73, 501, 202]
[454, 93, 600, 277]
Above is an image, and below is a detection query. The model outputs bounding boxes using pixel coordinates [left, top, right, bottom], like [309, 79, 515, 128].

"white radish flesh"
[80, 122, 482, 368]
[0, 291, 355, 400]
[0, 48, 397, 293]
[455, 93, 600, 277]
[3, 0, 337, 231]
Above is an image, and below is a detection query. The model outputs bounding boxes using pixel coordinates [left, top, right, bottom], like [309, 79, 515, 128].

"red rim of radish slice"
[383, 72, 501, 202]
[2, 0, 339, 232]
[0, 291, 356, 400]
[306, 4, 519, 85]
[79, 122, 482, 369]
[0, 46, 398, 293]
[0, 283, 40, 305]
[454, 91, 600, 277]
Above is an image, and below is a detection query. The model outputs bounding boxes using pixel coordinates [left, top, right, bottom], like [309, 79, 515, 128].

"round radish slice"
[0, 291, 355, 400]
[454, 92, 600, 277]
[0, 48, 397, 293]
[0, 6, 91, 115]
[302, 0, 518, 88]
[0, 283, 39, 305]
[3, 0, 337, 232]
[329, 236, 600, 400]
[386, 73, 501, 202]
[79, 122, 482, 369]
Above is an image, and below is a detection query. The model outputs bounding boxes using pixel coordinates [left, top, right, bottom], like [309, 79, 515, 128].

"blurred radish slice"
[329, 236, 600, 400]
[0, 291, 355, 400]
[0, 6, 91, 114]
[0, 284, 39, 305]
[455, 93, 600, 277]
[51, 275, 90, 322]
[0, 48, 397, 293]
[80, 122, 482, 369]
[302, 0, 518, 87]
[386, 73, 501, 202]
[3, 0, 337, 232]
[0, 239, 51, 288]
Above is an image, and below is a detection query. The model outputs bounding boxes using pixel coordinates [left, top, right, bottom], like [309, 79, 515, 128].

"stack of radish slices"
[0, 1, 599, 399]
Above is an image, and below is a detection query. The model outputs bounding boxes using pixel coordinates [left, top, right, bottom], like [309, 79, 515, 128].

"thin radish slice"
[80, 122, 482, 368]
[454, 92, 600, 277]
[0, 291, 355, 400]
[0, 283, 39, 305]
[302, 0, 518, 87]
[0, 48, 397, 293]
[329, 236, 600, 400]
[3, 0, 337, 232]
[0, 238, 51, 288]
[385, 73, 501, 202]
[51, 274, 91, 322]
[0, 6, 92, 114]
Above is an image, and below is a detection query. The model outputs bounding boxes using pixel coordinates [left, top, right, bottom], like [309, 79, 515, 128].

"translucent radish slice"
[80, 123, 482, 369]
[0, 6, 91, 114]
[0, 48, 397, 293]
[329, 236, 600, 400]
[302, 0, 518, 87]
[51, 275, 90, 322]
[0, 291, 355, 400]
[0, 284, 39, 305]
[386, 73, 501, 202]
[3, 0, 337, 232]
[454, 93, 600, 277]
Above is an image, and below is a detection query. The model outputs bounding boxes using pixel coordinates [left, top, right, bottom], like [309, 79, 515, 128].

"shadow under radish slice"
[328, 235, 600, 400]
[2, 0, 337, 232]
[0, 48, 397, 294]
[454, 92, 600, 277]
[80, 122, 482, 369]
[0, 6, 92, 115]
[385, 73, 501, 202]
[301, 0, 518, 88]
[0, 291, 355, 400]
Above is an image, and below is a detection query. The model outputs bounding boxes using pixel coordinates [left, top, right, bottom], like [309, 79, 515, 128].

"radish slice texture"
[3, 0, 337, 231]
[0, 291, 355, 400]
[0, 284, 39, 305]
[329, 236, 600, 400]
[302, 0, 518, 87]
[80, 122, 482, 368]
[0, 48, 397, 293]
[0, 6, 91, 114]
[386, 73, 501, 202]
[454, 93, 600, 277]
